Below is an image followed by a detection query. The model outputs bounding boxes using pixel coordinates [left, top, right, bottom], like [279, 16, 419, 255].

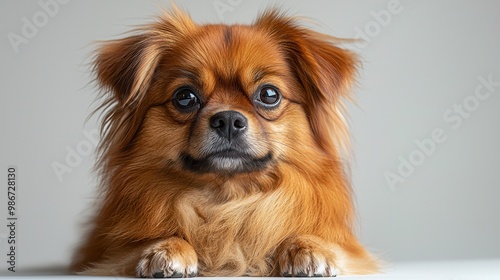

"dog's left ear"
[256, 11, 358, 158]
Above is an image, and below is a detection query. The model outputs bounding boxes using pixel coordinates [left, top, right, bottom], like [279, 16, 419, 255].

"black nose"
[210, 110, 248, 141]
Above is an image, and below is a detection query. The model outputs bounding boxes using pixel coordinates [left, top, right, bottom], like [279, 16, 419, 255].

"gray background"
[1, 0, 499, 272]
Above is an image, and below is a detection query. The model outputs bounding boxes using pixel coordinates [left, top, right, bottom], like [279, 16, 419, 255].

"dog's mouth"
[181, 149, 272, 174]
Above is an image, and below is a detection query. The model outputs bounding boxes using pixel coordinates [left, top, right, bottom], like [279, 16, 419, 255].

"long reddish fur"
[71, 7, 378, 277]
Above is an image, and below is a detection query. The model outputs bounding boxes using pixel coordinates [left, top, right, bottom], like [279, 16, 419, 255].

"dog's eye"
[173, 88, 200, 112]
[256, 86, 281, 108]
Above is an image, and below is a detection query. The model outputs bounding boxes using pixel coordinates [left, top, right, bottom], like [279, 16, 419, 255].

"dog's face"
[95, 10, 357, 181]
[151, 24, 296, 174]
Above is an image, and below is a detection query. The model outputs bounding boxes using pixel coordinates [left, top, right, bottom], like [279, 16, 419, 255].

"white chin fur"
[210, 157, 244, 171]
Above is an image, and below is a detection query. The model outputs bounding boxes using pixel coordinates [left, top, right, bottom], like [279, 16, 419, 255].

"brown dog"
[71, 7, 378, 277]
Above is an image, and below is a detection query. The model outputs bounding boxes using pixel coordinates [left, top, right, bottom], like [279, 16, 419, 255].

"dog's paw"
[275, 236, 338, 277]
[136, 237, 198, 278]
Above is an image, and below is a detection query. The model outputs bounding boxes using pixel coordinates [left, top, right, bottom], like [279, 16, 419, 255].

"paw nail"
[153, 271, 165, 278]
[170, 272, 183, 278]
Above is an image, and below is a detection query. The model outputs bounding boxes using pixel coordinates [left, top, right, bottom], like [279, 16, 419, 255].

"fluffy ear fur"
[93, 33, 162, 105]
[92, 9, 196, 167]
[255, 11, 358, 158]
[94, 8, 196, 105]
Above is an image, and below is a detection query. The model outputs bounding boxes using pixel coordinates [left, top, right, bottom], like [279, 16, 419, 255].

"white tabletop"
[1, 259, 499, 279]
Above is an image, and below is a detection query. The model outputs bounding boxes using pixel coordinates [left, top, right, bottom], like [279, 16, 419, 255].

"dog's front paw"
[136, 237, 198, 278]
[274, 236, 338, 277]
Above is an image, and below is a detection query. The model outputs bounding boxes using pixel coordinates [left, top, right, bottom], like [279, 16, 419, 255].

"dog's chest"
[177, 193, 286, 274]
[176, 193, 259, 239]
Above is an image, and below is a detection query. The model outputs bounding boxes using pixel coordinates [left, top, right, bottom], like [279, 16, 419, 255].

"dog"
[71, 7, 379, 278]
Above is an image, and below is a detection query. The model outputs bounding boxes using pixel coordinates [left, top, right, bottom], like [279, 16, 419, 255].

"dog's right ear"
[93, 8, 196, 106]
[93, 33, 161, 106]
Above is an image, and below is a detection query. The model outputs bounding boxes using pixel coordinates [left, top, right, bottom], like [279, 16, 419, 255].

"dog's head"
[94, 8, 357, 180]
